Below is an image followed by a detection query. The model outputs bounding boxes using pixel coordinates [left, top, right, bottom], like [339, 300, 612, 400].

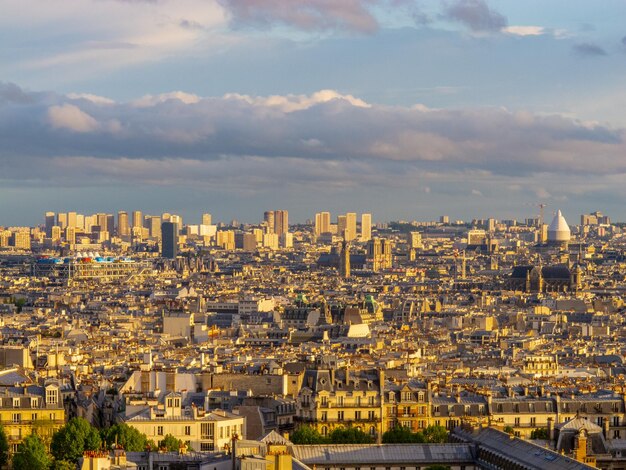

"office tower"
[408, 232, 422, 249]
[340, 240, 350, 278]
[76, 214, 85, 230]
[161, 222, 178, 258]
[84, 215, 97, 232]
[361, 213, 372, 242]
[440, 215, 450, 224]
[51, 226, 62, 243]
[345, 212, 357, 241]
[314, 211, 331, 236]
[274, 210, 288, 236]
[57, 213, 68, 230]
[216, 230, 235, 250]
[146, 216, 162, 239]
[118, 211, 129, 237]
[169, 214, 182, 227]
[106, 214, 115, 235]
[281, 232, 293, 249]
[67, 212, 77, 228]
[263, 233, 279, 250]
[202, 213, 212, 226]
[45, 212, 56, 237]
[337, 215, 347, 238]
[264, 211, 275, 233]
[132, 210, 143, 229]
[65, 227, 76, 245]
[243, 233, 257, 251]
[11, 231, 31, 250]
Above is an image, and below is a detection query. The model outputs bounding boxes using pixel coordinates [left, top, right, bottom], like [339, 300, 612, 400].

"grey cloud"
[573, 42, 607, 57]
[217, 0, 383, 33]
[622, 35, 626, 46]
[443, 0, 507, 32]
[1, 83, 626, 192]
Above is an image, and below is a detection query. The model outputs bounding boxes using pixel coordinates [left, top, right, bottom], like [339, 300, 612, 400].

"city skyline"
[3, 1, 626, 223]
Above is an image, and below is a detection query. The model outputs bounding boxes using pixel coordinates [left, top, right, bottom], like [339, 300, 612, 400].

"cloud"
[2, 83, 626, 198]
[502, 26, 545, 37]
[443, 0, 507, 32]
[218, 0, 382, 33]
[47, 104, 100, 133]
[622, 35, 626, 47]
[223, 89, 370, 112]
[573, 42, 607, 57]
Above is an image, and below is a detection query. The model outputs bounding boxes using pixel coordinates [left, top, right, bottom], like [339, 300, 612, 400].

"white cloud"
[503, 25, 546, 37]
[47, 104, 100, 133]
[224, 89, 370, 112]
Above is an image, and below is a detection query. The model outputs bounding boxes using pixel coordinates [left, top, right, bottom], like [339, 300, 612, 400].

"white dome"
[548, 210, 571, 242]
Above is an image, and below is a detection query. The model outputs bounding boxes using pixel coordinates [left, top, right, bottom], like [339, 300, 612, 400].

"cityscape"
[3, 0, 626, 469]
[1, 207, 626, 470]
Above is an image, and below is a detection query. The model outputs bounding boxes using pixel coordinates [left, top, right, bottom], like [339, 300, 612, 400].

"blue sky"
[2, 0, 626, 225]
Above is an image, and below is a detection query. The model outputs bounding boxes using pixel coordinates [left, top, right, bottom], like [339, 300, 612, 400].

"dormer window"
[12, 398, 20, 408]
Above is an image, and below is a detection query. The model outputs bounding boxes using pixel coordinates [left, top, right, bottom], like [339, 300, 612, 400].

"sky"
[2, 0, 626, 225]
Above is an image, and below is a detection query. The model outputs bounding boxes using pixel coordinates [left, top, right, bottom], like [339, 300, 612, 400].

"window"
[321, 396, 328, 406]
[49, 413, 56, 420]
[31, 413, 38, 421]
[12, 413, 21, 423]
[514, 418, 520, 426]
[337, 396, 344, 406]
[201, 443, 214, 451]
[530, 417, 536, 427]
[355, 411, 361, 420]
[369, 397, 375, 406]
[614, 416, 620, 426]
[201, 423, 214, 439]
[185, 426, 191, 436]
[338, 411, 344, 421]
[13, 398, 20, 408]
[368, 411, 375, 420]
[321, 412, 327, 422]
[157, 426, 164, 436]
[46, 388, 58, 405]
[322, 426, 328, 436]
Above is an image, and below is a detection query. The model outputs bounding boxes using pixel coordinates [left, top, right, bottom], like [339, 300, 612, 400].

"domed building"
[547, 210, 571, 249]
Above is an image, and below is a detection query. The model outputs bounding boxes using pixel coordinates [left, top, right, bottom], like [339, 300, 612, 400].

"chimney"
[548, 417, 555, 442]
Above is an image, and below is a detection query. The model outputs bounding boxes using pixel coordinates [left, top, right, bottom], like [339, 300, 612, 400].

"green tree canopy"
[13, 434, 52, 470]
[530, 428, 549, 440]
[422, 425, 448, 443]
[503, 426, 515, 435]
[50, 459, 77, 470]
[290, 425, 328, 444]
[159, 434, 184, 452]
[328, 427, 374, 444]
[0, 425, 8, 469]
[51, 417, 102, 463]
[102, 423, 153, 452]
[382, 426, 424, 443]
[382, 425, 447, 444]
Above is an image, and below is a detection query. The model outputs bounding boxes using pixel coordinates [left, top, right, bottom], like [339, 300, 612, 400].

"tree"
[290, 425, 328, 444]
[13, 434, 51, 470]
[530, 428, 549, 440]
[159, 434, 184, 452]
[50, 459, 77, 470]
[0, 425, 8, 469]
[102, 423, 153, 452]
[382, 426, 424, 443]
[51, 417, 102, 463]
[503, 426, 515, 435]
[422, 425, 448, 443]
[328, 427, 374, 444]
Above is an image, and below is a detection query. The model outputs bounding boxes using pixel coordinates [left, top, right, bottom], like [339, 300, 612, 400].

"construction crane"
[538, 203, 547, 228]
